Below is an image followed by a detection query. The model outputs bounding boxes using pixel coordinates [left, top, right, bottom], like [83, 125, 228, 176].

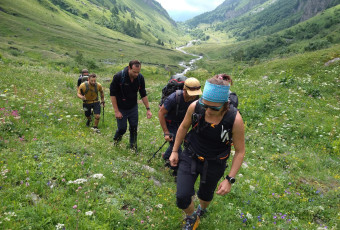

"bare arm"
[216, 111, 245, 195]
[158, 105, 172, 141]
[110, 96, 122, 119]
[77, 87, 85, 101]
[141, 96, 152, 119]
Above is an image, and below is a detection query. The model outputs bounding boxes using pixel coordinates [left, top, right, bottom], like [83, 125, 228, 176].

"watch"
[225, 175, 236, 184]
[146, 107, 150, 110]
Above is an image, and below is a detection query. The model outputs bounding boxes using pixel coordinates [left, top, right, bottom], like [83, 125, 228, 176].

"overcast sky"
[155, 0, 225, 22]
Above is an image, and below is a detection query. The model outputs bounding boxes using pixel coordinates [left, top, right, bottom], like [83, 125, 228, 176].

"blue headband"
[202, 81, 230, 103]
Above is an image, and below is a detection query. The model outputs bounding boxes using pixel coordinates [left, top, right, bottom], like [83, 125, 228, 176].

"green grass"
[1, 40, 339, 229]
[0, 0, 193, 75]
[0, 1, 339, 229]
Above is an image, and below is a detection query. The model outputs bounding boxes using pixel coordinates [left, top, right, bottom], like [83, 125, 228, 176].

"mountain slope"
[0, 0, 191, 71]
[187, 0, 340, 40]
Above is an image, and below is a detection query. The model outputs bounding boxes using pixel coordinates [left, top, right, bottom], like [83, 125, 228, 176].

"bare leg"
[199, 199, 211, 210]
[94, 114, 100, 127]
[183, 200, 195, 216]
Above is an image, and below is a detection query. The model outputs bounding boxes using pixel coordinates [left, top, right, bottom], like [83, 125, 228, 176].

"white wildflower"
[4, 217, 10, 221]
[67, 178, 87, 184]
[85, 211, 94, 216]
[92, 174, 105, 179]
[249, 185, 255, 191]
[238, 174, 243, 177]
[55, 223, 65, 230]
[246, 212, 253, 219]
[156, 204, 163, 209]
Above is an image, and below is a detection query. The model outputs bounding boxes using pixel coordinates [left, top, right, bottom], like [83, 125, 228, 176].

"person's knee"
[176, 195, 192, 210]
[117, 129, 127, 135]
[129, 126, 137, 133]
[95, 114, 100, 120]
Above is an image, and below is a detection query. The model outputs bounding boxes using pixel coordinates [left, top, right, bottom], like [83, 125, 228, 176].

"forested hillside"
[187, 0, 340, 40]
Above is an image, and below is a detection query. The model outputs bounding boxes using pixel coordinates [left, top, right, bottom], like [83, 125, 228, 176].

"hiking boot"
[182, 212, 200, 230]
[86, 119, 91, 127]
[92, 127, 100, 133]
[196, 204, 207, 218]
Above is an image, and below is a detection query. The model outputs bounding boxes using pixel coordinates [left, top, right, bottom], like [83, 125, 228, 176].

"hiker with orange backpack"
[169, 74, 245, 230]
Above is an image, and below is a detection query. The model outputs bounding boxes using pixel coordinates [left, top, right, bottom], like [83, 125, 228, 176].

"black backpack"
[159, 75, 187, 107]
[79, 75, 89, 83]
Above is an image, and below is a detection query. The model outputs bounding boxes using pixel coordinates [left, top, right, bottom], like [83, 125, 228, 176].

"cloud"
[157, 0, 199, 12]
[157, 0, 224, 13]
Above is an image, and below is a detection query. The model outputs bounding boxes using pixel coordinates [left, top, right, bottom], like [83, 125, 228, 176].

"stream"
[173, 40, 203, 77]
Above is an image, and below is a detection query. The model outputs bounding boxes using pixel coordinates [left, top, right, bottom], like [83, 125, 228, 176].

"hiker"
[77, 69, 89, 90]
[110, 60, 152, 152]
[77, 73, 105, 133]
[158, 77, 202, 175]
[169, 74, 245, 229]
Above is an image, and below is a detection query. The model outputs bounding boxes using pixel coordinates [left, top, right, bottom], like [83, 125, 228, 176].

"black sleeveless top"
[186, 103, 237, 158]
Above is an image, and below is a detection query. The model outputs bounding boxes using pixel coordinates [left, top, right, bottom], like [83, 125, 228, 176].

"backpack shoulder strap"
[191, 102, 205, 131]
[94, 83, 98, 100]
[120, 70, 125, 85]
[84, 82, 89, 95]
[175, 90, 182, 116]
[220, 106, 238, 143]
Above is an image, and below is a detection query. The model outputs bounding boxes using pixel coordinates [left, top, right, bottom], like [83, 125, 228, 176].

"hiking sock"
[196, 204, 207, 218]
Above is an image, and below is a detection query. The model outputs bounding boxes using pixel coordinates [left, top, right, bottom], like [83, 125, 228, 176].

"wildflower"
[92, 174, 105, 179]
[141, 220, 144, 224]
[85, 211, 93, 216]
[68, 178, 87, 184]
[55, 223, 65, 230]
[246, 212, 253, 219]
[249, 185, 255, 191]
[156, 204, 163, 209]
[73, 205, 77, 209]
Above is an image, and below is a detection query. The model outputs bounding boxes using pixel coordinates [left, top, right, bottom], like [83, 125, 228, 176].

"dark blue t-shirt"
[164, 90, 195, 124]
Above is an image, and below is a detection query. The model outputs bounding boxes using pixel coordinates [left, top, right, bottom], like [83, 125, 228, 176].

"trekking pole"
[102, 105, 105, 127]
[147, 140, 167, 163]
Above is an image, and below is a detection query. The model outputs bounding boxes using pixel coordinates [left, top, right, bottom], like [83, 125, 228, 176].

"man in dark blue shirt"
[110, 60, 152, 152]
[158, 78, 202, 170]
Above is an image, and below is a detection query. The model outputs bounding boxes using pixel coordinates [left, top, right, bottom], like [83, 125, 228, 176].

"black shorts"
[176, 149, 227, 203]
[83, 102, 101, 117]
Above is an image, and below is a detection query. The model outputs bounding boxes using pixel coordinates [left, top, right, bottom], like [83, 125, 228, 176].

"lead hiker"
[169, 74, 245, 229]
[110, 60, 152, 152]
[158, 77, 202, 177]
[77, 73, 105, 133]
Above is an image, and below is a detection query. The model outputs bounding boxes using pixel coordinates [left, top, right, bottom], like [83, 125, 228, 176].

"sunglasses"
[198, 98, 224, 111]
[185, 85, 201, 91]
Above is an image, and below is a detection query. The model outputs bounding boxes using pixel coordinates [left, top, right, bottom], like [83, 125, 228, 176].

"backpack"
[79, 75, 89, 83]
[159, 75, 187, 107]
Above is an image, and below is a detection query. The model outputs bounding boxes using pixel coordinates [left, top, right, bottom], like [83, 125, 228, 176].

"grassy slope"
[0, 0, 339, 229]
[1, 44, 339, 229]
[0, 0, 193, 73]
